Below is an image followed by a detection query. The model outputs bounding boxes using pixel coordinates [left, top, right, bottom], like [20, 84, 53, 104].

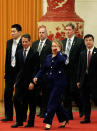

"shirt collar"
[68, 35, 75, 44]
[40, 38, 47, 44]
[87, 46, 94, 53]
[14, 36, 21, 44]
[24, 46, 30, 52]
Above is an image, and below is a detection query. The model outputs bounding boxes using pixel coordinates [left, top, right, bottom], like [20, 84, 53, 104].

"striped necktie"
[65, 39, 71, 64]
[38, 42, 43, 55]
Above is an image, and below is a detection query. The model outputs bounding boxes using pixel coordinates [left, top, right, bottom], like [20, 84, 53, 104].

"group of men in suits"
[0, 24, 52, 128]
[1, 23, 97, 128]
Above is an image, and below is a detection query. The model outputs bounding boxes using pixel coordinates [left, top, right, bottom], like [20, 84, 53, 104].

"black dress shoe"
[11, 123, 23, 128]
[0, 118, 13, 122]
[80, 119, 90, 124]
[24, 124, 34, 128]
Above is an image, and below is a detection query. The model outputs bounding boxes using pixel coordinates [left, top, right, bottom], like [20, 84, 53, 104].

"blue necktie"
[23, 50, 26, 62]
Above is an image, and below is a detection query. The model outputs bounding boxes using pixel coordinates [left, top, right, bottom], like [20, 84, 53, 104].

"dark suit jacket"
[62, 36, 85, 89]
[77, 47, 97, 89]
[5, 39, 22, 80]
[15, 47, 40, 100]
[32, 39, 52, 67]
[36, 51, 67, 92]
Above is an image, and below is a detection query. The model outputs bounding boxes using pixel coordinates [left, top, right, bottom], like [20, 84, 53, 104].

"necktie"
[38, 42, 43, 55]
[23, 49, 27, 62]
[65, 39, 71, 64]
[11, 40, 17, 67]
[86, 50, 91, 74]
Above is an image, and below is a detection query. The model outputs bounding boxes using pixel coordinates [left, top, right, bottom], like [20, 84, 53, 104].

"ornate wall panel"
[38, 0, 84, 41]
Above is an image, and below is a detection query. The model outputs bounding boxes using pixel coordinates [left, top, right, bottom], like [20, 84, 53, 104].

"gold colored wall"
[0, 0, 42, 101]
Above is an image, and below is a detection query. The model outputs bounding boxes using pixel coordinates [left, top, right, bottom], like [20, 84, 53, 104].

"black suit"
[62, 36, 85, 119]
[14, 47, 39, 125]
[32, 39, 52, 116]
[4, 39, 22, 120]
[77, 47, 97, 120]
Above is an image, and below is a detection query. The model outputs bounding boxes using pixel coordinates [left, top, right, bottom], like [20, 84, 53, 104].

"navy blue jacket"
[36, 51, 67, 91]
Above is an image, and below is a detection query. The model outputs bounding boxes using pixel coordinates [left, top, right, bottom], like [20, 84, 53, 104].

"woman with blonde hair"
[33, 39, 69, 130]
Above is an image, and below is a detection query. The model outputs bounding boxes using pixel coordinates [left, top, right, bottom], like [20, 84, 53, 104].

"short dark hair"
[84, 34, 94, 41]
[11, 24, 22, 31]
[21, 34, 31, 41]
[66, 23, 75, 30]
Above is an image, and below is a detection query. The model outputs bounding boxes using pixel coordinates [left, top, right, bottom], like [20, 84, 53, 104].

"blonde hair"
[52, 39, 63, 52]
[38, 25, 47, 34]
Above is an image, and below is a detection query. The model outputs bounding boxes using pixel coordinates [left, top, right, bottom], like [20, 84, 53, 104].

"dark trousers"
[26, 90, 36, 125]
[4, 68, 16, 119]
[63, 71, 83, 119]
[14, 89, 36, 125]
[4, 80, 14, 119]
[14, 96, 24, 124]
[38, 77, 49, 115]
[43, 87, 69, 125]
[80, 74, 91, 120]
[63, 86, 83, 117]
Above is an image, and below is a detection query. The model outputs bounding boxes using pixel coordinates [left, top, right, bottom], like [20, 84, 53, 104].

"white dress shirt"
[11, 37, 21, 67]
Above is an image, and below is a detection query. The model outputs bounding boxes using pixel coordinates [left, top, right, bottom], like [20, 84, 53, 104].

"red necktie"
[86, 50, 91, 74]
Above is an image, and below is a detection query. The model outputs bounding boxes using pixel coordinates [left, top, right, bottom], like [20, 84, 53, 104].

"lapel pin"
[72, 42, 75, 45]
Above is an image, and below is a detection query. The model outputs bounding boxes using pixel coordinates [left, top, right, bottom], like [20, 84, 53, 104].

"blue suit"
[36, 51, 69, 125]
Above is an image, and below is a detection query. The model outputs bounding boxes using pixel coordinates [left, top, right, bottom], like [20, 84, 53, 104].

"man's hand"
[14, 83, 16, 88]
[28, 83, 34, 90]
[77, 82, 80, 88]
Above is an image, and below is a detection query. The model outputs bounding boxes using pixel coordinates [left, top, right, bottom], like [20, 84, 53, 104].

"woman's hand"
[57, 46, 61, 52]
[52, 46, 61, 56]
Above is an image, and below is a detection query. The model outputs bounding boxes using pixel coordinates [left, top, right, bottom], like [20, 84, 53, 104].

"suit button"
[50, 72, 52, 75]
[59, 71, 61, 73]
